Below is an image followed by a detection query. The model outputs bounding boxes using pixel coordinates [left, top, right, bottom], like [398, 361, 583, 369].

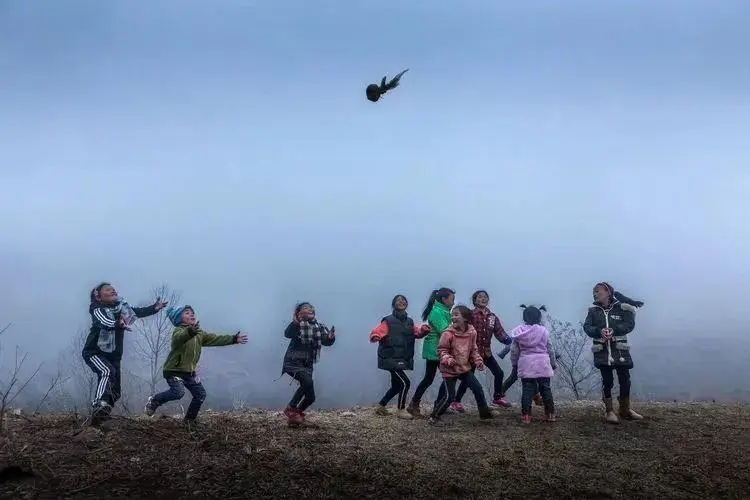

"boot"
[406, 402, 422, 417]
[478, 406, 494, 420]
[603, 397, 619, 424]
[618, 398, 644, 421]
[396, 409, 414, 420]
[375, 405, 390, 416]
[545, 413, 556, 423]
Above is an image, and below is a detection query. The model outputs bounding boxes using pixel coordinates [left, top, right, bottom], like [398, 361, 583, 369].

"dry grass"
[1, 402, 749, 499]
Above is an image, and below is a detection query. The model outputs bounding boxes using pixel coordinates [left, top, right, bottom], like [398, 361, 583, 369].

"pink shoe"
[450, 402, 465, 413]
[521, 414, 532, 424]
[492, 396, 512, 408]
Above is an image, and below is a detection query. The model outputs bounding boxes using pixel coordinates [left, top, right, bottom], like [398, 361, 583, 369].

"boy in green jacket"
[144, 305, 248, 423]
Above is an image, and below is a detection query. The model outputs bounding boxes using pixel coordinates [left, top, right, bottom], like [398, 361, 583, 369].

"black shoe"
[478, 406, 494, 419]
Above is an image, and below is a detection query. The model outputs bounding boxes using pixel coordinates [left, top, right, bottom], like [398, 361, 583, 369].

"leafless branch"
[0, 341, 43, 433]
[32, 371, 69, 415]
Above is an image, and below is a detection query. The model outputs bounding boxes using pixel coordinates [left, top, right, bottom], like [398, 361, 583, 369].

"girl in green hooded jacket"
[406, 287, 455, 416]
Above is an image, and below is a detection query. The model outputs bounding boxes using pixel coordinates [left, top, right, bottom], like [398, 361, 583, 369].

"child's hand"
[446, 358, 456, 367]
[117, 318, 132, 330]
[234, 332, 248, 344]
[600, 328, 613, 341]
[154, 298, 168, 311]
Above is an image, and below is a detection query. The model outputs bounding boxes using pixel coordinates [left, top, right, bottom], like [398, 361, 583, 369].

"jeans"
[600, 366, 631, 399]
[151, 373, 207, 421]
[379, 370, 411, 410]
[410, 360, 440, 405]
[455, 356, 505, 402]
[500, 365, 518, 396]
[521, 377, 554, 415]
[431, 372, 488, 418]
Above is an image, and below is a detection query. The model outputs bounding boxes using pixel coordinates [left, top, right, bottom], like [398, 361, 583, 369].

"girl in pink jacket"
[429, 305, 494, 424]
[510, 305, 557, 424]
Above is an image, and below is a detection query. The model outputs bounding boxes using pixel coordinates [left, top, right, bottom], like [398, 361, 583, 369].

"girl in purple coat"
[510, 305, 557, 424]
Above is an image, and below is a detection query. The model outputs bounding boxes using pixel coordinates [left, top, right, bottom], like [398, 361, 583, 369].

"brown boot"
[406, 402, 422, 418]
[618, 398, 644, 420]
[603, 397, 619, 424]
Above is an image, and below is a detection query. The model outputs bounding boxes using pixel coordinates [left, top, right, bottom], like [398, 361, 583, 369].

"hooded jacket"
[422, 301, 452, 362]
[509, 324, 556, 379]
[437, 324, 483, 378]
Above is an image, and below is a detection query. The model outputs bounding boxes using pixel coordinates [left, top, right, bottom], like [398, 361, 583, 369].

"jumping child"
[82, 282, 167, 425]
[282, 302, 336, 427]
[583, 282, 643, 424]
[144, 305, 248, 423]
[451, 290, 512, 412]
[369, 294, 431, 419]
[406, 288, 455, 417]
[510, 305, 557, 423]
[429, 305, 493, 424]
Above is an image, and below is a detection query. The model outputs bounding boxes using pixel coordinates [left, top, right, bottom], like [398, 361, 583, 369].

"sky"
[1, 0, 749, 403]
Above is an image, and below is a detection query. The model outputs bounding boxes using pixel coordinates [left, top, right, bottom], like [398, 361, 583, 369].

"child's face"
[451, 309, 466, 329]
[442, 293, 455, 308]
[393, 296, 408, 312]
[297, 304, 315, 321]
[593, 286, 610, 304]
[181, 308, 197, 326]
[474, 292, 489, 308]
[98, 285, 119, 304]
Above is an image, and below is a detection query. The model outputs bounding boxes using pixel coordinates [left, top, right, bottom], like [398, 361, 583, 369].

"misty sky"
[1, 0, 749, 392]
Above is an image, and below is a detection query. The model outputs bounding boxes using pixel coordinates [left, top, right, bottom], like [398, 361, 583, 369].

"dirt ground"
[1, 402, 748, 499]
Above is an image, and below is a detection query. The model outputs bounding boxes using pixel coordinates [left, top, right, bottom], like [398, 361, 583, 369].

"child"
[82, 282, 167, 425]
[451, 290, 512, 412]
[406, 288, 455, 417]
[583, 282, 643, 424]
[370, 295, 431, 419]
[282, 302, 336, 427]
[499, 305, 548, 406]
[429, 305, 493, 424]
[510, 305, 557, 424]
[144, 305, 248, 423]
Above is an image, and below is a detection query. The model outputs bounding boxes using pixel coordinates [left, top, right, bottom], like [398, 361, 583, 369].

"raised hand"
[235, 332, 249, 344]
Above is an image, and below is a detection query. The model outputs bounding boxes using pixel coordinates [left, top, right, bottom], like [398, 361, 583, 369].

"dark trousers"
[455, 356, 504, 402]
[84, 354, 121, 408]
[289, 371, 316, 411]
[379, 369, 411, 410]
[410, 360, 440, 405]
[600, 366, 631, 399]
[500, 365, 518, 395]
[431, 372, 488, 418]
[150, 373, 207, 421]
[521, 377, 554, 415]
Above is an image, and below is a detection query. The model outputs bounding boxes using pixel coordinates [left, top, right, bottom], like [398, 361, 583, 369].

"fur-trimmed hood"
[620, 302, 637, 314]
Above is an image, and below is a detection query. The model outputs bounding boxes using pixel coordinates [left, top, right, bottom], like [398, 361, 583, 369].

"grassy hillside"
[1, 402, 749, 499]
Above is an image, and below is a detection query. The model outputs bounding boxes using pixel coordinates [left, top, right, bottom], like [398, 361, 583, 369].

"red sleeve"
[369, 321, 389, 343]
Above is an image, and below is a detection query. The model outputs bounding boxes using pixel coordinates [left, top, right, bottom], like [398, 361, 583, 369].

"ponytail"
[422, 287, 455, 321]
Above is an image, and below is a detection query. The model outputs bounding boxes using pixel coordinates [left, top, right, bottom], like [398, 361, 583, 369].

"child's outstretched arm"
[492, 315, 512, 345]
[370, 321, 389, 343]
[202, 330, 244, 347]
[321, 325, 336, 346]
[509, 340, 520, 367]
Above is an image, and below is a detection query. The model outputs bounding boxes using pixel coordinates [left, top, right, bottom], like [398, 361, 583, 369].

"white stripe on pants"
[88, 355, 111, 403]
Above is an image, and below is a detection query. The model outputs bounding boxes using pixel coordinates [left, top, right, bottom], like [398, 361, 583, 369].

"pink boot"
[492, 396, 512, 408]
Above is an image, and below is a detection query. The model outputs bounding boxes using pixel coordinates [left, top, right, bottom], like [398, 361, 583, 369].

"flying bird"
[366, 69, 409, 102]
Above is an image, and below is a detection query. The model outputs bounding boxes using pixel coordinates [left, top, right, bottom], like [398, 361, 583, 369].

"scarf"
[298, 319, 327, 363]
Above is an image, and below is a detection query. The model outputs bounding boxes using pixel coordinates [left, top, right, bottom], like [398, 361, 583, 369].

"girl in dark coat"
[369, 294, 431, 419]
[282, 302, 336, 427]
[583, 282, 644, 424]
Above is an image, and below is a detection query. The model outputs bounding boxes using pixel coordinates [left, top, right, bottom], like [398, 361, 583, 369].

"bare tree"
[0, 326, 42, 433]
[132, 284, 180, 394]
[546, 315, 599, 400]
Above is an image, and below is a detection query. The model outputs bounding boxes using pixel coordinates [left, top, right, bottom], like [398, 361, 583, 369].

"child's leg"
[600, 366, 615, 400]
[410, 360, 439, 406]
[538, 377, 554, 414]
[463, 371, 489, 408]
[452, 367, 475, 404]
[289, 385, 306, 408]
[501, 365, 518, 396]
[183, 375, 207, 421]
[615, 366, 631, 400]
[109, 360, 122, 407]
[520, 378, 536, 415]
[483, 356, 505, 400]
[394, 370, 411, 410]
[294, 372, 316, 411]
[150, 376, 187, 410]
[379, 370, 404, 407]
[431, 378, 455, 418]
[83, 354, 117, 414]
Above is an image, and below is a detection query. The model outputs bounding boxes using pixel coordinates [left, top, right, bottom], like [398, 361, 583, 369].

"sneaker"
[492, 396, 512, 408]
[545, 413, 556, 423]
[283, 406, 298, 419]
[375, 405, 390, 416]
[144, 397, 156, 417]
[406, 404, 421, 417]
[478, 406, 494, 420]
[396, 409, 414, 420]
[521, 414, 532, 424]
[286, 409, 303, 427]
[450, 402, 465, 413]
